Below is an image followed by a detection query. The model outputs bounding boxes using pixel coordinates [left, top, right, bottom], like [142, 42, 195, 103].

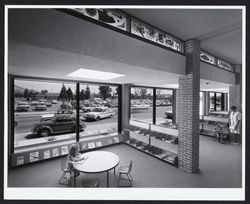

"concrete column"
[204, 92, 210, 115]
[121, 84, 131, 130]
[178, 39, 200, 173]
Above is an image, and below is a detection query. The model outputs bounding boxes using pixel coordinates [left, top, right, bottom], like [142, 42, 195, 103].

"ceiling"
[122, 9, 242, 64]
[8, 8, 242, 92]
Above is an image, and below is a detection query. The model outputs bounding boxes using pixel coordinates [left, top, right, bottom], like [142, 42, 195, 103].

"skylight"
[68, 68, 125, 80]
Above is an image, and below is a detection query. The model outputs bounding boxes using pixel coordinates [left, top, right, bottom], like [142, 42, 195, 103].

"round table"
[73, 151, 120, 187]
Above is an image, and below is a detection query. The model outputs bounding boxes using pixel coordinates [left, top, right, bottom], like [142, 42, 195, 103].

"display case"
[124, 120, 178, 167]
[200, 114, 229, 138]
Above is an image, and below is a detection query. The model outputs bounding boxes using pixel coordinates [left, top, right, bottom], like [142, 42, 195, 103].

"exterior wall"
[178, 39, 200, 173]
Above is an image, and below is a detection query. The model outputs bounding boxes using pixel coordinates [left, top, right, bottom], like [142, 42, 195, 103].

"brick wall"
[229, 85, 241, 112]
[178, 39, 200, 173]
[172, 90, 177, 124]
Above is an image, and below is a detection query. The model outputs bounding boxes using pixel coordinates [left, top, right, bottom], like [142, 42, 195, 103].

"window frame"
[9, 74, 122, 154]
[130, 85, 176, 126]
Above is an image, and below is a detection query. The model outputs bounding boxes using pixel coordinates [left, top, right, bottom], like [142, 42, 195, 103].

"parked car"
[51, 100, 58, 104]
[84, 107, 115, 121]
[41, 109, 84, 121]
[81, 104, 99, 112]
[45, 102, 52, 107]
[165, 110, 173, 119]
[31, 114, 86, 137]
[33, 104, 47, 111]
[15, 101, 29, 112]
[60, 102, 72, 109]
[30, 101, 39, 106]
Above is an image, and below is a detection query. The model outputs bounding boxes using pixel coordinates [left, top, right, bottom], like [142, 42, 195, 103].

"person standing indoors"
[229, 106, 241, 144]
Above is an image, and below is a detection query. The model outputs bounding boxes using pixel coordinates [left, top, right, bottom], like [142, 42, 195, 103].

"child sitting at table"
[67, 144, 85, 178]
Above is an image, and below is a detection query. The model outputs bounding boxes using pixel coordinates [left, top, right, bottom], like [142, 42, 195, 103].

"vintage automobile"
[30, 101, 39, 106]
[51, 100, 58, 104]
[81, 103, 101, 112]
[41, 109, 84, 121]
[60, 102, 72, 109]
[31, 114, 86, 137]
[45, 102, 52, 107]
[84, 107, 115, 121]
[15, 101, 29, 112]
[33, 104, 47, 111]
[165, 110, 173, 119]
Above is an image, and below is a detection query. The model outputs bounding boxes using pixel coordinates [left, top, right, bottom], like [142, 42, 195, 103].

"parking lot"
[14, 103, 172, 147]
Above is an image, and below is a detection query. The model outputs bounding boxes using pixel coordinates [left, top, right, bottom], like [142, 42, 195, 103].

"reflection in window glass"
[216, 93, 222, 111]
[130, 87, 153, 123]
[210, 92, 215, 111]
[156, 89, 173, 126]
[79, 84, 118, 137]
[14, 79, 76, 150]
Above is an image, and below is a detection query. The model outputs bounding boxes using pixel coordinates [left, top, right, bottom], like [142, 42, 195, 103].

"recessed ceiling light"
[68, 68, 125, 80]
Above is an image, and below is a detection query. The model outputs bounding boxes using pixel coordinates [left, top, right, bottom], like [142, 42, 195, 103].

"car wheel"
[110, 114, 113, 118]
[74, 126, 83, 133]
[39, 129, 50, 137]
[96, 116, 101, 121]
[86, 109, 90, 112]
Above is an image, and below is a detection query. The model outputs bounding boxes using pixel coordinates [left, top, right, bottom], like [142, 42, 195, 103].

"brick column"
[172, 90, 177, 124]
[229, 65, 242, 142]
[229, 65, 242, 112]
[178, 39, 200, 173]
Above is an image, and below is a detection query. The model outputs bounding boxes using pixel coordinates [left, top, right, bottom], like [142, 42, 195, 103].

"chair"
[82, 178, 100, 187]
[59, 156, 80, 185]
[117, 160, 133, 187]
[59, 156, 71, 185]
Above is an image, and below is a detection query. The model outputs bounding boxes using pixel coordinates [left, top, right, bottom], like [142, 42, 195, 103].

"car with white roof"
[84, 107, 115, 121]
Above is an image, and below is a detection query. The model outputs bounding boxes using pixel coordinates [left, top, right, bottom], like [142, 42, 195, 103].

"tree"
[140, 88, 147, 99]
[99, 86, 112, 100]
[67, 87, 73, 101]
[41, 90, 48, 94]
[85, 85, 91, 100]
[23, 88, 30, 101]
[116, 87, 119, 95]
[59, 84, 68, 101]
[80, 89, 85, 100]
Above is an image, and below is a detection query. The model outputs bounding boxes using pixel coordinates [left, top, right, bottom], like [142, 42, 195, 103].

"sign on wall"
[71, 8, 127, 31]
[200, 51, 216, 65]
[131, 18, 183, 52]
[218, 59, 234, 72]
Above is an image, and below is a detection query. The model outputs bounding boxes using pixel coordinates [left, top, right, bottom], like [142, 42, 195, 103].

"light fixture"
[68, 68, 125, 80]
[163, 84, 179, 88]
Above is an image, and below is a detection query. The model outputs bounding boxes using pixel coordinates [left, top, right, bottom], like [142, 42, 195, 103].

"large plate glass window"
[14, 79, 76, 151]
[130, 87, 153, 123]
[216, 93, 222, 111]
[79, 84, 119, 137]
[155, 89, 173, 126]
[209, 92, 215, 112]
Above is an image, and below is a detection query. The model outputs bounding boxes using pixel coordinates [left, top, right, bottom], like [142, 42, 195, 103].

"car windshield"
[93, 108, 103, 112]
